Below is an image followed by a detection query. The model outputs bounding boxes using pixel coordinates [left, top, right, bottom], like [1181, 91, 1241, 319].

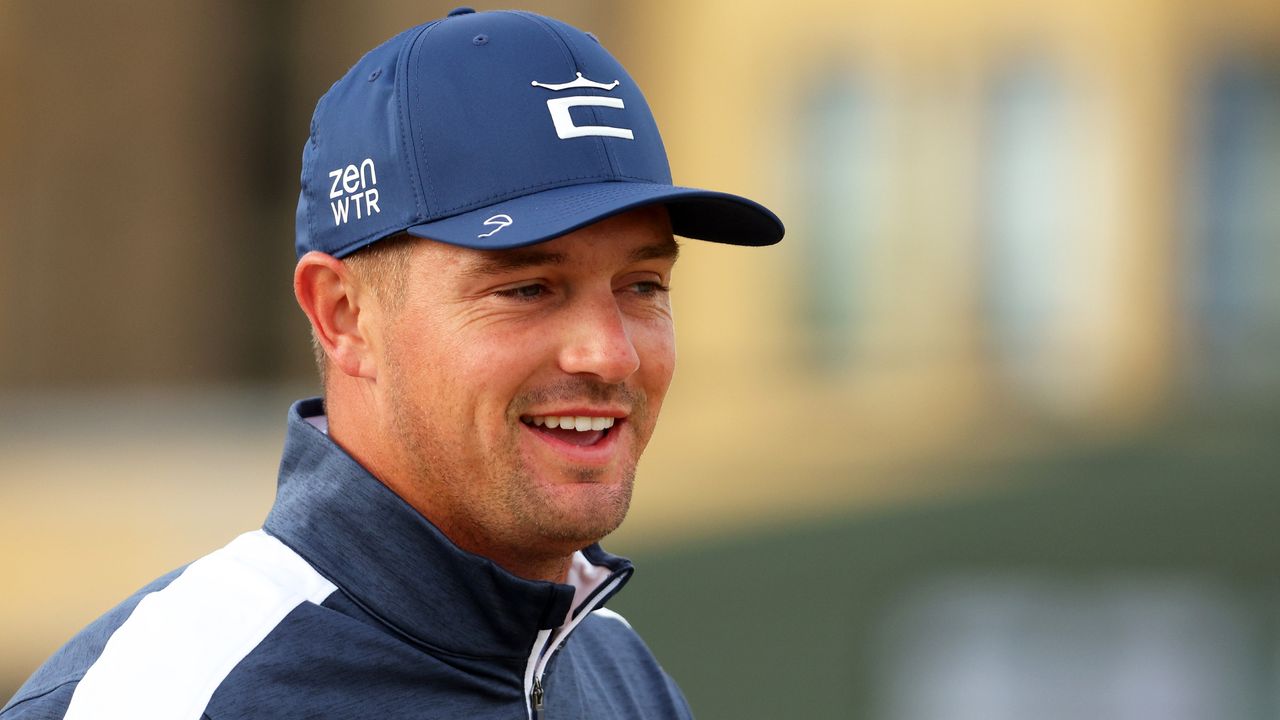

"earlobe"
[294, 252, 378, 380]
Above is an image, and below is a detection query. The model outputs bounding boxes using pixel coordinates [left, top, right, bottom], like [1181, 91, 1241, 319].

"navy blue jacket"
[2, 399, 692, 719]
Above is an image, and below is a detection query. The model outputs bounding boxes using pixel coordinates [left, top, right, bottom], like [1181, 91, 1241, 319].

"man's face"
[372, 207, 678, 562]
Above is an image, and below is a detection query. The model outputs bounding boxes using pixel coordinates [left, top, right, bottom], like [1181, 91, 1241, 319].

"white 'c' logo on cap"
[530, 73, 635, 141]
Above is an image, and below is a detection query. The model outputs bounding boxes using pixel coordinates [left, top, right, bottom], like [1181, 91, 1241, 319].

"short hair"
[310, 233, 418, 385]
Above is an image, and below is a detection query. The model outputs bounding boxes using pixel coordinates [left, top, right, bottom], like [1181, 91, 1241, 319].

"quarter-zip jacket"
[2, 398, 693, 720]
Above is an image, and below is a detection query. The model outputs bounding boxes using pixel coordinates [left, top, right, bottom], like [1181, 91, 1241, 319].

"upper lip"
[519, 408, 629, 419]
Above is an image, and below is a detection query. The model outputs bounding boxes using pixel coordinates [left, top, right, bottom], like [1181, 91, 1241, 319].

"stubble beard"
[502, 457, 636, 547]
[384, 363, 647, 556]
[505, 378, 648, 546]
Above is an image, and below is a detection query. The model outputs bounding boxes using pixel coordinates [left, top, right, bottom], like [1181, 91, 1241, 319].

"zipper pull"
[531, 676, 545, 719]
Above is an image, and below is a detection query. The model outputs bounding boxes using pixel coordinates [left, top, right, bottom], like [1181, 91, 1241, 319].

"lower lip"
[520, 420, 624, 467]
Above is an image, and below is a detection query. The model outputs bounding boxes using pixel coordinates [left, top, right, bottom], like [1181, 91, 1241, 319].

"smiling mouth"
[520, 415, 616, 447]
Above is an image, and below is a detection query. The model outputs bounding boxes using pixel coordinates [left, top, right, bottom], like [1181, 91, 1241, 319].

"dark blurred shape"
[0, 2, 300, 385]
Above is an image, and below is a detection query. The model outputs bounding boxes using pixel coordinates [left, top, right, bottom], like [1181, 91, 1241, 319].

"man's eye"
[494, 283, 547, 300]
[626, 281, 670, 296]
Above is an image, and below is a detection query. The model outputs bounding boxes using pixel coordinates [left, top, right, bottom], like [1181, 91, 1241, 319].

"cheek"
[439, 332, 550, 427]
[382, 319, 482, 418]
[390, 307, 496, 382]
[636, 321, 677, 396]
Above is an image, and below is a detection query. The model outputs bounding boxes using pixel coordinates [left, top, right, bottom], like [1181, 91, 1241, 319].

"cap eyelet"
[472, 34, 489, 46]
[368, 68, 382, 82]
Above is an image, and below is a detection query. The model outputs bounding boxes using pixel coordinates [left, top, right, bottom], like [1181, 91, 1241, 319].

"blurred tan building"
[629, 0, 1280, 524]
[3, 0, 1279, 708]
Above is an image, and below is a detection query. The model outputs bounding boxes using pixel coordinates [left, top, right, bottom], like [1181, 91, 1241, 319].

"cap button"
[447, 7, 476, 17]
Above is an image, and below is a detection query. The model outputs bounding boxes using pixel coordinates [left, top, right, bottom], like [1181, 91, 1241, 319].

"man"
[3, 8, 782, 719]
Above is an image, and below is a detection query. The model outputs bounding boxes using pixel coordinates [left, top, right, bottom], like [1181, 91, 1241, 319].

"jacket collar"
[263, 398, 634, 661]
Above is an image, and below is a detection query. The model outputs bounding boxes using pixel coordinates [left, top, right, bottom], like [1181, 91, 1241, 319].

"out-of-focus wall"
[625, 0, 1280, 536]
[3, 0, 1280, 715]
[0, 3, 279, 383]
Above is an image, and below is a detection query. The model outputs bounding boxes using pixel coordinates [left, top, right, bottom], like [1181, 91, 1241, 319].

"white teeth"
[523, 415, 616, 432]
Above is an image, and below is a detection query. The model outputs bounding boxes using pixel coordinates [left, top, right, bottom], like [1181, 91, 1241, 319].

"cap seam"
[399, 22, 441, 221]
[303, 134, 318, 251]
[509, 11, 577, 70]
[517, 12, 621, 180]
[302, 92, 334, 251]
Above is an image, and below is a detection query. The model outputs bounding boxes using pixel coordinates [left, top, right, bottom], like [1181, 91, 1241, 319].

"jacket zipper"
[523, 571, 630, 719]
[530, 676, 545, 719]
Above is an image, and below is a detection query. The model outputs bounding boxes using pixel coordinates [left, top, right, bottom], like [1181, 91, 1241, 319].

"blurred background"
[2, 0, 1279, 717]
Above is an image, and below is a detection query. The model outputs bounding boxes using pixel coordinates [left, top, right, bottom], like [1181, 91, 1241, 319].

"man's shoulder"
[580, 603, 658, 638]
[553, 607, 694, 718]
[1, 566, 183, 718]
[2, 531, 336, 719]
[573, 606, 670, 672]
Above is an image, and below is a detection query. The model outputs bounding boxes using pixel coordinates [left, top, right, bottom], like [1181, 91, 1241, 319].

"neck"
[417, 504, 578, 584]
[474, 546, 574, 585]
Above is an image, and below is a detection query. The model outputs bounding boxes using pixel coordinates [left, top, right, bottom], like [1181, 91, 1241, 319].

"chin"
[524, 482, 633, 546]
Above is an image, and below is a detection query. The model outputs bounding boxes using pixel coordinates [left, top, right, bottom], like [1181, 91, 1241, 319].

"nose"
[557, 292, 641, 384]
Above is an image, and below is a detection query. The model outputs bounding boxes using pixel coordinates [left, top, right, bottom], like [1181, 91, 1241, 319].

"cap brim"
[403, 181, 784, 250]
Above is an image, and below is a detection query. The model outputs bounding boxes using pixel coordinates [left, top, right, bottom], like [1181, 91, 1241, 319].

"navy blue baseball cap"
[295, 7, 784, 259]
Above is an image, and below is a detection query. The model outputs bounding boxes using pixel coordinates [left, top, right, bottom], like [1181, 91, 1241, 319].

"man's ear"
[294, 251, 379, 380]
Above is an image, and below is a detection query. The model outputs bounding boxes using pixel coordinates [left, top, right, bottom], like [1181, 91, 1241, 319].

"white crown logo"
[530, 73, 621, 92]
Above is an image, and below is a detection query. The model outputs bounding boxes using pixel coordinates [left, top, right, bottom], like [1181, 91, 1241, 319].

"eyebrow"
[461, 248, 567, 278]
[460, 238, 680, 278]
[629, 238, 680, 264]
